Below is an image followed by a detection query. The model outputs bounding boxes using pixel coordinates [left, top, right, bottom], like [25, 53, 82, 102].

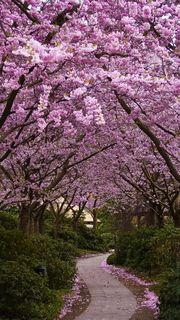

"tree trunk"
[29, 213, 35, 234]
[33, 216, 39, 234]
[18, 205, 31, 234]
[156, 214, 164, 228]
[72, 217, 79, 231]
[172, 191, 180, 228]
[72, 219, 78, 231]
[137, 214, 143, 229]
[172, 215, 180, 228]
[72, 211, 79, 231]
[54, 218, 60, 238]
[39, 213, 44, 234]
[93, 211, 97, 230]
[145, 208, 156, 226]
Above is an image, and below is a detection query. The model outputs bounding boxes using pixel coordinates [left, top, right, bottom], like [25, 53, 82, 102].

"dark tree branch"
[68, 142, 116, 169]
[45, 3, 80, 43]
[0, 75, 25, 130]
[95, 52, 129, 59]
[115, 91, 180, 183]
[11, 0, 39, 23]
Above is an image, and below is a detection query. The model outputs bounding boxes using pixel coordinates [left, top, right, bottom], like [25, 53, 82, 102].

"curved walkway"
[75, 253, 137, 320]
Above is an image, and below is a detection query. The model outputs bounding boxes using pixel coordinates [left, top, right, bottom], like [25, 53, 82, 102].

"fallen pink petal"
[101, 259, 160, 318]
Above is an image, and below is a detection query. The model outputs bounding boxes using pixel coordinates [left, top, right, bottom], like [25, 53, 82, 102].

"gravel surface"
[74, 253, 137, 320]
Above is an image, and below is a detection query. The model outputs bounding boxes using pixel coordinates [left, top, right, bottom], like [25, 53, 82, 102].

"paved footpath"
[75, 253, 137, 320]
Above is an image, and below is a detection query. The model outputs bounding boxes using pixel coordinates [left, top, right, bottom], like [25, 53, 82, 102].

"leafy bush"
[101, 232, 114, 249]
[115, 225, 180, 275]
[55, 240, 77, 261]
[0, 229, 28, 261]
[152, 224, 180, 271]
[56, 227, 78, 245]
[125, 227, 157, 274]
[115, 233, 133, 265]
[159, 266, 180, 320]
[47, 259, 76, 290]
[0, 261, 58, 320]
[0, 229, 76, 320]
[0, 211, 17, 230]
[77, 224, 106, 252]
[107, 253, 118, 265]
[26, 234, 77, 263]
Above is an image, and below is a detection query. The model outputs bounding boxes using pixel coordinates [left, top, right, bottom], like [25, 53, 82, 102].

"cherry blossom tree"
[0, 0, 179, 232]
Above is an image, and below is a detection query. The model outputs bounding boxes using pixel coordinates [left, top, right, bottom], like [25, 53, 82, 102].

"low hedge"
[0, 211, 17, 230]
[114, 225, 180, 275]
[0, 228, 76, 320]
[0, 261, 58, 320]
[77, 224, 106, 252]
[47, 259, 76, 290]
[159, 266, 180, 320]
[107, 253, 117, 265]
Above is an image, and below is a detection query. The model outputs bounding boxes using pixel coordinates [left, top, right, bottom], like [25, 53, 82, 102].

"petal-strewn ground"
[74, 253, 137, 320]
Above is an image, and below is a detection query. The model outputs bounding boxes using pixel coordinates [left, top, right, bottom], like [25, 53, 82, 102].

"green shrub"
[55, 240, 77, 261]
[125, 227, 157, 274]
[56, 227, 78, 245]
[47, 258, 76, 290]
[107, 253, 117, 265]
[152, 225, 180, 272]
[0, 211, 17, 230]
[159, 266, 180, 320]
[0, 229, 76, 319]
[0, 261, 57, 320]
[0, 229, 28, 261]
[77, 224, 106, 252]
[27, 234, 59, 262]
[115, 233, 133, 265]
[101, 232, 114, 249]
[27, 235, 77, 263]
[115, 225, 180, 275]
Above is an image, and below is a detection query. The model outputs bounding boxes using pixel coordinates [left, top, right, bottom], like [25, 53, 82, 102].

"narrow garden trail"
[75, 253, 137, 320]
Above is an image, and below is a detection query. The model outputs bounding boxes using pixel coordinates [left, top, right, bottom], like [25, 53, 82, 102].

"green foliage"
[159, 266, 180, 320]
[77, 224, 106, 252]
[0, 229, 28, 261]
[115, 233, 134, 265]
[107, 253, 118, 265]
[0, 261, 59, 320]
[0, 211, 17, 230]
[152, 223, 180, 271]
[47, 259, 76, 290]
[115, 224, 180, 275]
[56, 227, 78, 245]
[125, 227, 158, 274]
[98, 207, 117, 248]
[101, 232, 114, 249]
[0, 229, 76, 320]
